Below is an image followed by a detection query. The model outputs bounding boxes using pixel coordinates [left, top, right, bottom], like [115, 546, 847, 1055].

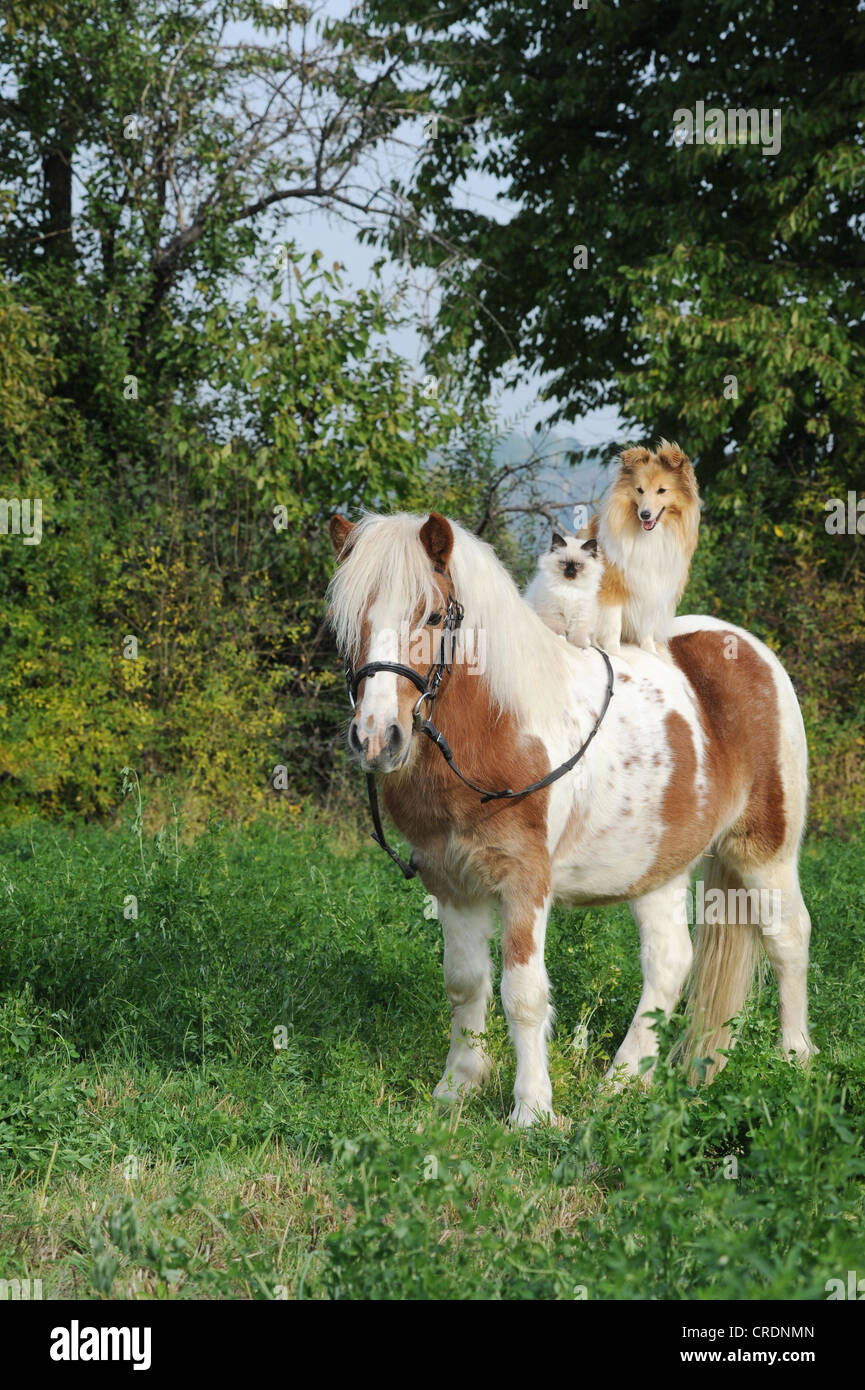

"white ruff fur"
[331, 516, 815, 1125]
[598, 511, 689, 648]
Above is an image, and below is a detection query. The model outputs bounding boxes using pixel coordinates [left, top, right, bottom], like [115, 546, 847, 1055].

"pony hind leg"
[433, 899, 496, 1103]
[681, 852, 815, 1077]
[742, 857, 816, 1066]
[606, 872, 693, 1086]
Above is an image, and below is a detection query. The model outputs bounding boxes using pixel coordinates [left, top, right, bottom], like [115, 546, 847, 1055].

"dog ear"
[329, 514, 356, 557]
[580, 537, 599, 557]
[620, 446, 651, 472]
[550, 532, 567, 551]
[419, 512, 454, 568]
[654, 439, 690, 470]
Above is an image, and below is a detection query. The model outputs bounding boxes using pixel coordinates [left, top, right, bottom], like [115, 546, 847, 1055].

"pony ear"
[419, 511, 454, 568]
[620, 446, 651, 472]
[654, 439, 690, 470]
[329, 514, 356, 557]
[551, 532, 567, 550]
[580, 537, 599, 556]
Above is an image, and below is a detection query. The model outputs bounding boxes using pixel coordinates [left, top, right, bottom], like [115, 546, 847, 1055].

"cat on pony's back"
[524, 532, 603, 649]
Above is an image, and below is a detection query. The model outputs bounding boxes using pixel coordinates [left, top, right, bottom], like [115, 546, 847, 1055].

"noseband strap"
[344, 577, 464, 723]
[347, 661, 428, 704]
[343, 567, 615, 879]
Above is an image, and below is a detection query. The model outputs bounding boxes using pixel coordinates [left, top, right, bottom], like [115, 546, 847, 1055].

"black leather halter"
[344, 564, 615, 879]
[345, 566, 465, 731]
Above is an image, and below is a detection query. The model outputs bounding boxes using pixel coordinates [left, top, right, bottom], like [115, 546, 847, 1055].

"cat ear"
[551, 533, 566, 550]
[580, 538, 599, 557]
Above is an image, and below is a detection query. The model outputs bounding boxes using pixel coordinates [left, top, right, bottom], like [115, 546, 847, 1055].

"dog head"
[615, 440, 699, 534]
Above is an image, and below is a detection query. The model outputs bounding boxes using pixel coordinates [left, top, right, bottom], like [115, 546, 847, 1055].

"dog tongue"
[642, 518, 656, 531]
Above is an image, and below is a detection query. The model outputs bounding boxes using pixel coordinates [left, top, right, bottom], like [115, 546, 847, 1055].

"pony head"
[328, 508, 573, 774]
[328, 511, 457, 773]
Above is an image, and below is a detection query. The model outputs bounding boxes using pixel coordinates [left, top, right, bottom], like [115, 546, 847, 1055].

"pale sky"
[259, 2, 624, 444]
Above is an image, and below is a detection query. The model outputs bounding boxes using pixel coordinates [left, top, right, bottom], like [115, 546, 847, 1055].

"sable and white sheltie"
[586, 440, 700, 654]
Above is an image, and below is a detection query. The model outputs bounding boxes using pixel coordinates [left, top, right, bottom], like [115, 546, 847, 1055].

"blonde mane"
[327, 511, 573, 727]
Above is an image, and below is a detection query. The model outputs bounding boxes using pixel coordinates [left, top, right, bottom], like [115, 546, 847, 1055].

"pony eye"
[636, 487, 644, 494]
[427, 611, 442, 625]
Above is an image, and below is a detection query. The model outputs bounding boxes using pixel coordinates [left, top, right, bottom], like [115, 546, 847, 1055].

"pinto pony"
[328, 510, 816, 1126]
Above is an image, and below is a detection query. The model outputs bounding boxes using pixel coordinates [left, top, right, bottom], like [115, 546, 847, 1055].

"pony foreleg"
[607, 874, 693, 1087]
[433, 900, 495, 1103]
[501, 893, 555, 1126]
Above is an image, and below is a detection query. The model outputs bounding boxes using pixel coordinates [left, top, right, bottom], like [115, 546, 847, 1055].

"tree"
[0, 2, 496, 815]
[0, 0, 428, 432]
[361, 0, 865, 484]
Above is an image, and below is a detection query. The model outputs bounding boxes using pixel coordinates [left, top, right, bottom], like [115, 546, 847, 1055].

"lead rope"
[415, 645, 614, 804]
[356, 642, 615, 880]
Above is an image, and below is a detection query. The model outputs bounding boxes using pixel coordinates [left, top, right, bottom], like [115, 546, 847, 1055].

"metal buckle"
[412, 690, 434, 730]
[344, 658, 357, 710]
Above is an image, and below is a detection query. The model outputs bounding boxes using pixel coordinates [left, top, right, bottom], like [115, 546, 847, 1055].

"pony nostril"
[385, 721, 404, 756]
[348, 723, 367, 756]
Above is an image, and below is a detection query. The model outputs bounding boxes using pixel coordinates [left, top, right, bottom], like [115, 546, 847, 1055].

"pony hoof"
[599, 1062, 643, 1094]
[509, 1099, 556, 1128]
[784, 1037, 819, 1066]
[598, 1076, 627, 1096]
[433, 1071, 483, 1104]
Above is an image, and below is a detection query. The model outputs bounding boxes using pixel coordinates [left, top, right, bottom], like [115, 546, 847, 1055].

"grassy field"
[0, 805, 863, 1300]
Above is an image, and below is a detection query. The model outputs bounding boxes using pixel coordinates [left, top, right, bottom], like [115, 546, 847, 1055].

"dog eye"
[636, 486, 644, 494]
[657, 487, 666, 494]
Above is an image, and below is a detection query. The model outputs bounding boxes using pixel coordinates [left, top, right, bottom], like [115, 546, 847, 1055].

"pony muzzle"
[349, 713, 408, 771]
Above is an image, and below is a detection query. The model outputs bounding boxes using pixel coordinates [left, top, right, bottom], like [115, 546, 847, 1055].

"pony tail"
[679, 855, 762, 1081]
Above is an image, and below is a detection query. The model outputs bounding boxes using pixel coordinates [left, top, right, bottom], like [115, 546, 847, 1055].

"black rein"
[344, 565, 615, 879]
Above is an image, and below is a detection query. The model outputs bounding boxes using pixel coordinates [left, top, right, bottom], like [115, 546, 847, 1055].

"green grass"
[0, 808, 863, 1300]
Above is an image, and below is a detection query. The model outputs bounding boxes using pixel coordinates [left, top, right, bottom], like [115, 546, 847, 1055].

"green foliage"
[363, 0, 865, 487]
[553, 1022, 865, 1300]
[683, 455, 865, 833]
[0, 2, 504, 816]
[85, 1187, 280, 1299]
[0, 252, 491, 816]
[0, 279, 57, 465]
[324, 1126, 576, 1300]
[1, 2, 860, 828]
[0, 814, 862, 1298]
